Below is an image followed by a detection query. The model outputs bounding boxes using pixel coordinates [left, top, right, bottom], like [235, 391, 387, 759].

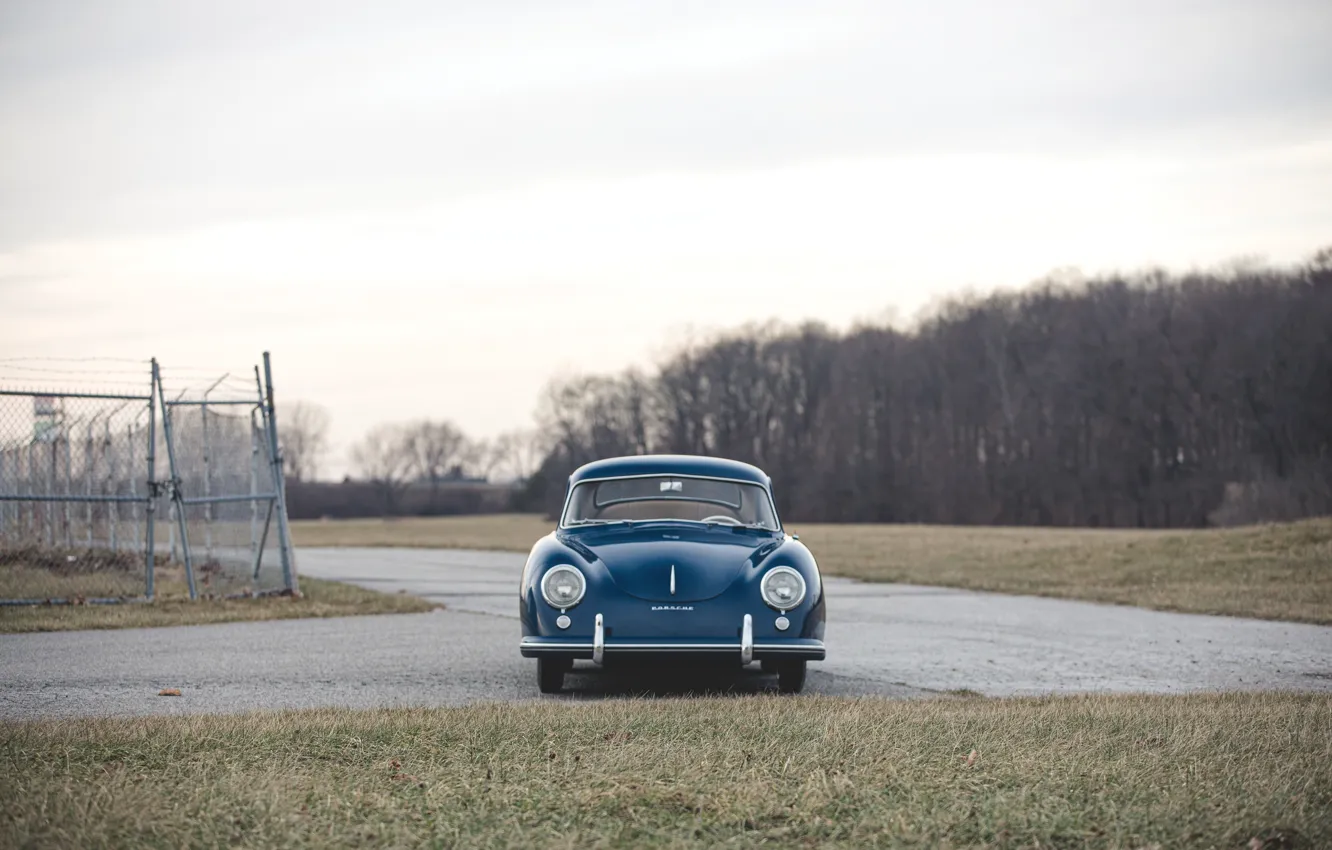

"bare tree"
[281, 401, 331, 482]
[403, 419, 468, 508]
[458, 435, 491, 480]
[486, 429, 547, 482]
[350, 423, 413, 515]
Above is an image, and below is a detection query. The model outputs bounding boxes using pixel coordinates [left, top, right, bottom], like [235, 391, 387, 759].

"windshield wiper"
[566, 519, 633, 527]
[695, 519, 773, 531]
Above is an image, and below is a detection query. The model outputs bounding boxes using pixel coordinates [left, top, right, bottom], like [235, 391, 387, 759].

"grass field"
[0, 565, 435, 634]
[797, 517, 1332, 625]
[291, 513, 556, 551]
[290, 514, 1332, 624]
[2, 693, 1327, 848]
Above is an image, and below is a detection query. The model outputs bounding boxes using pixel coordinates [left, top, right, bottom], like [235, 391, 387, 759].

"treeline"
[278, 412, 543, 518]
[526, 252, 1332, 528]
[286, 479, 518, 520]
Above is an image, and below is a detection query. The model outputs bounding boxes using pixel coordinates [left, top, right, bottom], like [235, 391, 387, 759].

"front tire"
[538, 657, 567, 694]
[776, 659, 806, 694]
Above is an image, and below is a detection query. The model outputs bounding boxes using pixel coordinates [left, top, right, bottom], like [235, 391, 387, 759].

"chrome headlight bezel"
[760, 566, 807, 611]
[540, 564, 587, 610]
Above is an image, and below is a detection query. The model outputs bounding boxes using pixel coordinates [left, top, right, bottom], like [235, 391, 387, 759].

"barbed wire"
[0, 356, 149, 364]
[158, 370, 253, 383]
[156, 364, 264, 375]
[0, 378, 158, 392]
[0, 363, 152, 376]
[157, 383, 261, 402]
[0, 360, 263, 384]
[0, 359, 265, 397]
[158, 387, 260, 399]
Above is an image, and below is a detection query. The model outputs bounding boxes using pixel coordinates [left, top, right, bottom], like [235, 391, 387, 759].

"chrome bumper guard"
[741, 613, 753, 664]
[593, 612, 604, 665]
[521, 611, 824, 663]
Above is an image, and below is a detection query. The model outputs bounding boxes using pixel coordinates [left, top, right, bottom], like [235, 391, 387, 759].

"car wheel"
[760, 660, 778, 674]
[776, 659, 806, 694]
[538, 657, 567, 694]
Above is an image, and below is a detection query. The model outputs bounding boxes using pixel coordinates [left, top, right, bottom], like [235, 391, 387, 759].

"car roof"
[568, 454, 771, 487]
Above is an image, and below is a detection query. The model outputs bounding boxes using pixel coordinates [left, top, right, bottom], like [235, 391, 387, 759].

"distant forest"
[524, 251, 1332, 528]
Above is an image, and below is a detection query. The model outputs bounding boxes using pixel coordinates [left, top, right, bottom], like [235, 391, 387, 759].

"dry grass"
[0, 567, 435, 634]
[291, 513, 555, 551]
[794, 517, 1332, 624]
[2, 693, 1328, 848]
[291, 514, 1332, 624]
[0, 561, 146, 600]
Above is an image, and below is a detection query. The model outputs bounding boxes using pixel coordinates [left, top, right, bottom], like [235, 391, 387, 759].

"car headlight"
[541, 565, 586, 609]
[760, 566, 806, 611]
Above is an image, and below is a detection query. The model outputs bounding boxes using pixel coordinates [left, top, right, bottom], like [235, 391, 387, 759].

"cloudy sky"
[2, 0, 1330, 471]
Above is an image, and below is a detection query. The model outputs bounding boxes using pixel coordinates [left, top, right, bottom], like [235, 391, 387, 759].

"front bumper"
[520, 612, 826, 663]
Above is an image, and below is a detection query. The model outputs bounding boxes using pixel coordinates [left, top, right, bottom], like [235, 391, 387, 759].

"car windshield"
[562, 476, 780, 530]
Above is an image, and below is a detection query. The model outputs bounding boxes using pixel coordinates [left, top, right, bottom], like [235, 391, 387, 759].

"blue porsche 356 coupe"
[519, 455, 825, 694]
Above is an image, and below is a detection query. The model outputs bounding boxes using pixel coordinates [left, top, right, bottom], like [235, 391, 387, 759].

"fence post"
[128, 420, 139, 561]
[250, 367, 274, 581]
[85, 418, 95, 549]
[155, 364, 197, 600]
[146, 362, 158, 600]
[202, 393, 213, 564]
[38, 443, 49, 544]
[30, 445, 37, 537]
[262, 352, 299, 594]
[46, 439, 55, 546]
[249, 408, 260, 570]
[199, 375, 227, 566]
[105, 417, 117, 552]
[62, 431, 73, 547]
[23, 444, 31, 537]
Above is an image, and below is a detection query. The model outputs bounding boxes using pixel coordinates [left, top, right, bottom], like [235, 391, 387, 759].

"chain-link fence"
[156, 359, 296, 598]
[0, 355, 297, 605]
[0, 386, 157, 602]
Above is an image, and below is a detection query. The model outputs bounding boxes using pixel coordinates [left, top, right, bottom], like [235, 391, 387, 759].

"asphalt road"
[3, 546, 1330, 720]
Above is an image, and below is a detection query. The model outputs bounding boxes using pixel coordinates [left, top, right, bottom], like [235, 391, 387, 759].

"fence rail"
[0, 353, 297, 604]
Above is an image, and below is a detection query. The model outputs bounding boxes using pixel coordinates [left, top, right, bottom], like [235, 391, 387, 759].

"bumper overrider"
[520, 612, 826, 664]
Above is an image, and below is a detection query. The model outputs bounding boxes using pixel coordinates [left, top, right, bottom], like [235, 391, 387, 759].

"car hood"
[568, 525, 782, 602]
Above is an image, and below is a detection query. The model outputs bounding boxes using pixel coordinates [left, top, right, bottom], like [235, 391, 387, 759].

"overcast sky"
[3, 0, 1330, 472]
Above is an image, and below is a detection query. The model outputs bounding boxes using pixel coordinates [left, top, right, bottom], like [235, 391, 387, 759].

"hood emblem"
[670, 565, 676, 595]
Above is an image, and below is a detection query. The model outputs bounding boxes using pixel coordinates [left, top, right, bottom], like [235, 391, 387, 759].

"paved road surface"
[2, 547, 1329, 719]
